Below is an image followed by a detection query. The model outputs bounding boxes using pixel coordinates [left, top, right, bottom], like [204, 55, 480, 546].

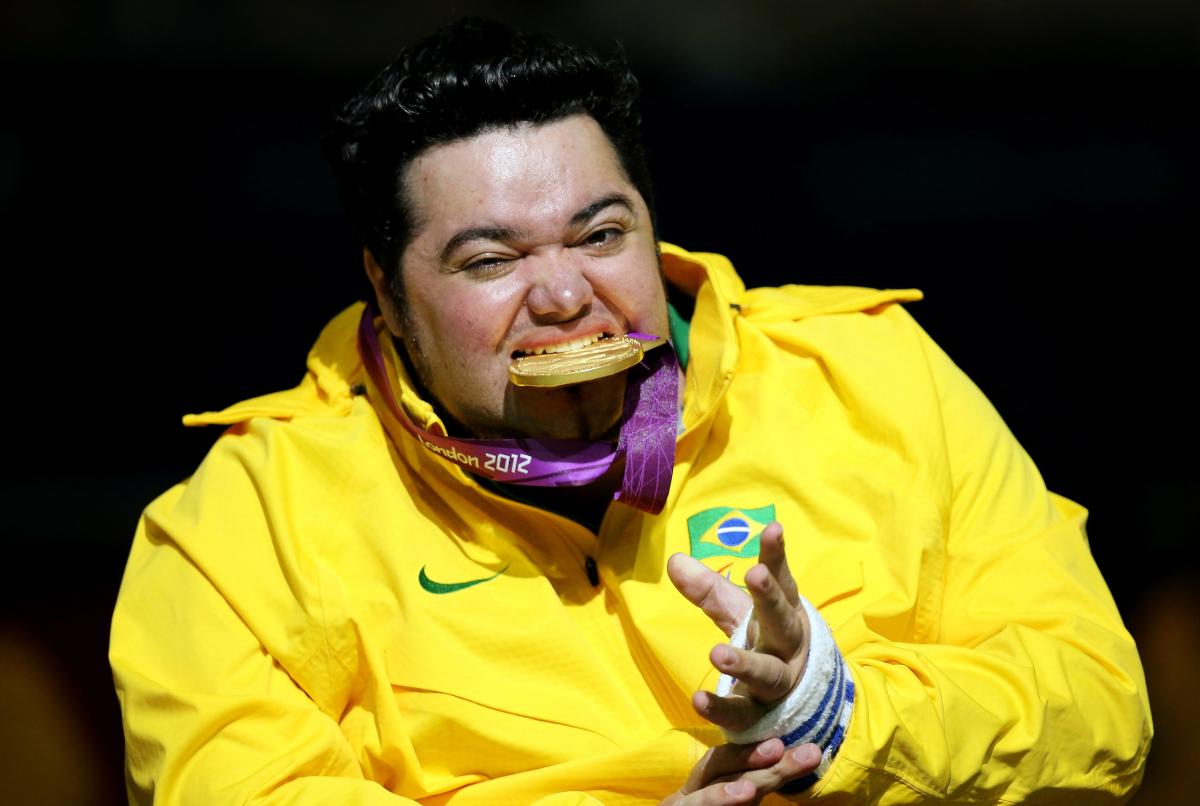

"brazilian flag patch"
[686, 504, 776, 586]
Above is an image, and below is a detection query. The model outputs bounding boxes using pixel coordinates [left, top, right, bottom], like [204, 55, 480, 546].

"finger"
[757, 523, 799, 606]
[711, 644, 795, 703]
[744, 563, 807, 660]
[681, 738, 785, 793]
[693, 689, 767, 734]
[673, 778, 757, 806]
[668, 553, 752, 636]
[737, 743, 823, 796]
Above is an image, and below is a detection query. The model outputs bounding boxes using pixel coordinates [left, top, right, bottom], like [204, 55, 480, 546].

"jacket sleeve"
[808, 317, 1152, 803]
[110, 486, 421, 805]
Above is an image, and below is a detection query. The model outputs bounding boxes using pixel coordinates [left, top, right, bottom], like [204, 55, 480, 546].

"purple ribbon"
[356, 304, 678, 514]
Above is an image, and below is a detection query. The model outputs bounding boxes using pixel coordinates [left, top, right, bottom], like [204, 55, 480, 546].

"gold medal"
[509, 334, 666, 388]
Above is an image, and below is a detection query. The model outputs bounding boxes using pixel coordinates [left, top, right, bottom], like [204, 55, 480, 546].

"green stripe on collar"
[667, 301, 691, 372]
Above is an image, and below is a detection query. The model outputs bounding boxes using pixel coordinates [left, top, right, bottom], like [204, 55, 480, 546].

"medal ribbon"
[356, 304, 678, 514]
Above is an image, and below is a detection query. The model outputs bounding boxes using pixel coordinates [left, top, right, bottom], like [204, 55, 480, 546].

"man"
[111, 18, 1151, 804]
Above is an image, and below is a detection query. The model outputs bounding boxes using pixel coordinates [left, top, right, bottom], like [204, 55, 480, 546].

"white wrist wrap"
[716, 595, 855, 778]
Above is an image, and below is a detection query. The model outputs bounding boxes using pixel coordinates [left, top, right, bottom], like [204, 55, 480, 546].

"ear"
[363, 247, 405, 337]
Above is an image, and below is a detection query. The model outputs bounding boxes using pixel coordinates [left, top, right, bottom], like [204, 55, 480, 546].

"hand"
[660, 738, 822, 805]
[667, 522, 812, 733]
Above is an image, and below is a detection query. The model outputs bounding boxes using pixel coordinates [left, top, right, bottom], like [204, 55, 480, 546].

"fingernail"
[757, 737, 783, 757]
[792, 745, 818, 764]
[724, 780, 753, 797]
[671, 556, 704, 580]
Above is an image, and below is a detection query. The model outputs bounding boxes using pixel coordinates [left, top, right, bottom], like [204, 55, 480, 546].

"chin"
[504, 376, 627, 440]
[553, 412, 623, 441]
[520, 401, 623, 441]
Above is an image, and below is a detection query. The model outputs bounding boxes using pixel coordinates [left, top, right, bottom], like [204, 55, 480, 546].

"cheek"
[591, 259, 668, 329]
[417, 281, 525, 360]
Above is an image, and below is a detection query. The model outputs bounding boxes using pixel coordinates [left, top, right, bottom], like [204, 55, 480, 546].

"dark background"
[1, 2, 1195, 802]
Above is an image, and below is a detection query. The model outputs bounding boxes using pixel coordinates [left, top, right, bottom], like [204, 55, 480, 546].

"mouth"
[508, 332, 644, 388]
[511, 332, 614, 359]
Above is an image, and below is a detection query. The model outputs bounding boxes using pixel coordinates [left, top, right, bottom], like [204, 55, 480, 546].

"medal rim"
[508, 337, 644, 388]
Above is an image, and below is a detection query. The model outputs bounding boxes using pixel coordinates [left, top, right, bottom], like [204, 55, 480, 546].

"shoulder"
[740, 283, 929, 364]
[127, 388, 399, 701]
[139, 301, 400, 582]
[724, 282, 958, 497]
[660, 242, 928, 362]
[161, 301, 380, 527]
[737, 283, 939, 391]
[145, 394, 394, 560]
[181, 302, 367, 429]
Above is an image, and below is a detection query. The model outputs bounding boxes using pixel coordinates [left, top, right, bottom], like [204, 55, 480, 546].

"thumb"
[667, 553, 752, 636]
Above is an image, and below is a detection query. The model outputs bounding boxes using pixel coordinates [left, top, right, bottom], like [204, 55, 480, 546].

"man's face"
[369, 114, 668, 440]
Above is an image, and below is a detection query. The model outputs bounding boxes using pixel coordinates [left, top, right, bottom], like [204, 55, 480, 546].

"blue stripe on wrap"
[825, 673, 853, 757]
[826, 723, 847, 758]
[802, 658, 852, 750]
[779, 655, 844, 747]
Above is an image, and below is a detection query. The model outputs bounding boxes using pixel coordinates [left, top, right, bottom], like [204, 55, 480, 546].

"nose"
[523, 252, 594, 323]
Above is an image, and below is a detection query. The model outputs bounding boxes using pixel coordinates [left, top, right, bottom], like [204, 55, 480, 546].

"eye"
[580, 227, 624, 248]
[462, 255, 510, 273]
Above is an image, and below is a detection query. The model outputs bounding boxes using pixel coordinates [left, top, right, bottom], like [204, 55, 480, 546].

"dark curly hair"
[322, 18, 656, 289]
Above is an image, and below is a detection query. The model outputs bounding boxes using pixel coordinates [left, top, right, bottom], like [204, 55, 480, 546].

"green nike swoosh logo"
[418, 564, 508, 594]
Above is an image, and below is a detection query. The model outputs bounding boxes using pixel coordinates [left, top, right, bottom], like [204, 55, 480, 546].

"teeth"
[526, 333, 605, 356]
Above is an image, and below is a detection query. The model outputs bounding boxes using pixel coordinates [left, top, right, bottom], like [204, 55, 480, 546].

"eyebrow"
[439, 226, 523, 265]
[568, 193, 636, 228]
[438, 194, 637, 265]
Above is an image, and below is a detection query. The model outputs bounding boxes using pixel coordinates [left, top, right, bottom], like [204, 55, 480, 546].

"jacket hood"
[183, 242, 922, 429]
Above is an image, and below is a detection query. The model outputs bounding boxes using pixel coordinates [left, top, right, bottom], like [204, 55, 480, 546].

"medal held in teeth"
[509, 333, 667, 388]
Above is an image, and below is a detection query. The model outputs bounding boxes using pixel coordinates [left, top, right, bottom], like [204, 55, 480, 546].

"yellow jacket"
[111, 243, 1151, 804]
